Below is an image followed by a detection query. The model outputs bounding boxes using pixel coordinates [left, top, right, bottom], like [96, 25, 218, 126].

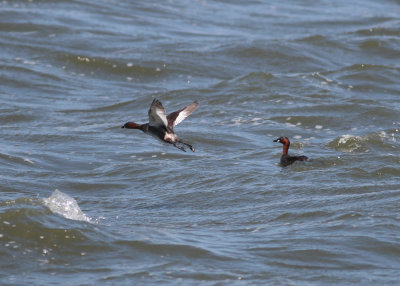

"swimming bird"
[122, 99, 199, 152]
[273, 136, 308, 166]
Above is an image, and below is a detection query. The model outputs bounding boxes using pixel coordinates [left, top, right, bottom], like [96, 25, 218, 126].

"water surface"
[1, 0, 400, 285]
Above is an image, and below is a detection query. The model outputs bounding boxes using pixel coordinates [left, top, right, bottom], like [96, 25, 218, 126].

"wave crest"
[43, 190, 91, 222]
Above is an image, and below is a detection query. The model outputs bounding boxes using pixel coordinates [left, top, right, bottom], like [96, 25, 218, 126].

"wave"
[326, 131, 395, 153]
[327, 134, 367, 153]
[42, 189, 91, 222]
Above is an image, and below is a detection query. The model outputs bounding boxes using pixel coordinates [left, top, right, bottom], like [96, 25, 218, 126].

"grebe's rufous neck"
[122, 99, 199, 152]
[273, 136, 308, 166]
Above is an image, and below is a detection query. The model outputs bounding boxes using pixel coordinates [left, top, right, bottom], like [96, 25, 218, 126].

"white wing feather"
[148, 99, 168, 127]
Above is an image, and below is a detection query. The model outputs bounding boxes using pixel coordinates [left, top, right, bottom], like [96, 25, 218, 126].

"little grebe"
[273, 136, 308, 166]
[122, 99, 199, 152]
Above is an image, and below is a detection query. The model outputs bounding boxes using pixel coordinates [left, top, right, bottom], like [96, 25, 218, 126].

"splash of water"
[43, 189, 91, 222]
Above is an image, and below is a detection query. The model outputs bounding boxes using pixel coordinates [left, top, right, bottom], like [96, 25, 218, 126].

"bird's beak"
[273, 138, 280, 142]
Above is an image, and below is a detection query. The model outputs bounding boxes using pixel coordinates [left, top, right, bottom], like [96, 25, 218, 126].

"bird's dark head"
[121, 122, 141, 129]
[273, 136, 290, 145]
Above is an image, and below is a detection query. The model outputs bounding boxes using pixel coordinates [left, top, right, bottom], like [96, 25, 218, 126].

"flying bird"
[122, 99, 199, 152]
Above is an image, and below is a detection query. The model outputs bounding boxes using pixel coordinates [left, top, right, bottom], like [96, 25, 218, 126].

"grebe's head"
[273, 136, 290, 144]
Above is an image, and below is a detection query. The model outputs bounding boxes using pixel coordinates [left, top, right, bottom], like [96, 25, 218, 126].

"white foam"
[338, 134, 360, 144]
[378, 131, 387, 138]
[23, 158, 34, 164]
[285, 122, 296, 128]
[43, 190, 91, 222]
[336, 134, 364, 152]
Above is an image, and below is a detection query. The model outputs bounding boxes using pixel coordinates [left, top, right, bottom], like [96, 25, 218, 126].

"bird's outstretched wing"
[148, 99, 168, 128]
[167, 101, 199, 129]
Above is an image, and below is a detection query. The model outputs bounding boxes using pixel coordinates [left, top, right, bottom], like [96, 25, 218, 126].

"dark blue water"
[1, 0, 400, 284]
